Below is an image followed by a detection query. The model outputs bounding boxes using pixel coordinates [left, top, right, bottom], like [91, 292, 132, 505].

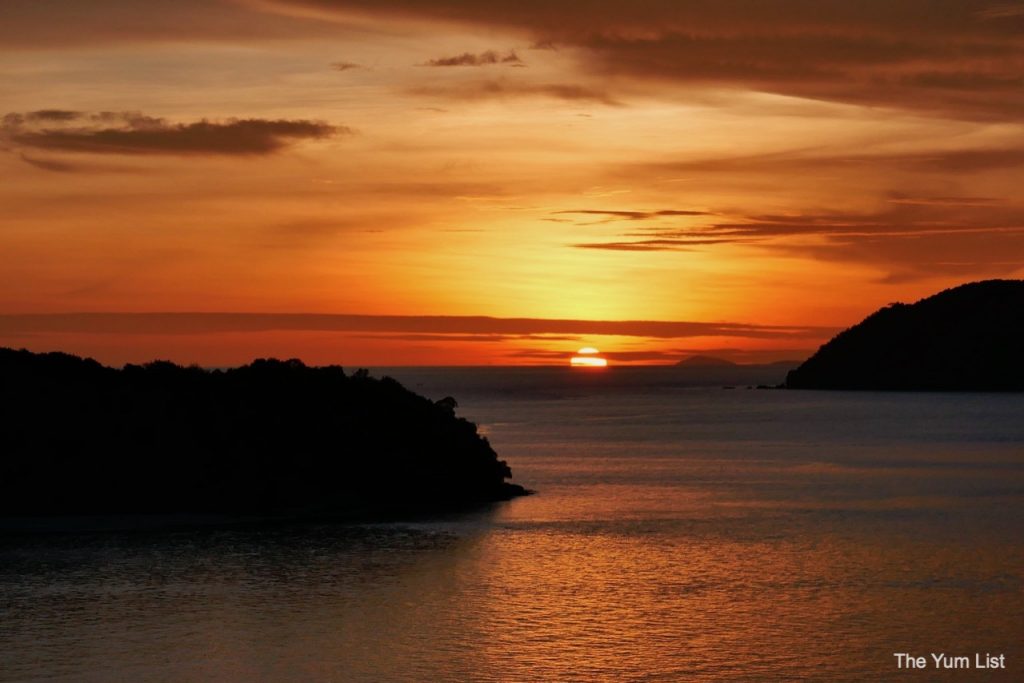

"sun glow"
[570, 347, 608, 368]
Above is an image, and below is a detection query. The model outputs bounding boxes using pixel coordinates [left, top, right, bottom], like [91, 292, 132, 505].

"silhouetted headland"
[0, 348, 529, 526]
[786, 279, 1024, 391]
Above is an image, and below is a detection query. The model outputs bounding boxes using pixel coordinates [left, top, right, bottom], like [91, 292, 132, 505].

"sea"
[2, 366, 1022, 682]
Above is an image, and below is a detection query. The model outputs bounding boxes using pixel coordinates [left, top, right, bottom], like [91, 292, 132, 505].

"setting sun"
[570, 347, 608, 368]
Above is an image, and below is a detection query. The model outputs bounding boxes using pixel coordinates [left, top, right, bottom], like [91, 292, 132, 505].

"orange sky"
[2, 1, 1022, 366]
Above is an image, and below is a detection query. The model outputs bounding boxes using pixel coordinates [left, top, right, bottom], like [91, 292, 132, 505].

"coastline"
[0, 483, 532, 537]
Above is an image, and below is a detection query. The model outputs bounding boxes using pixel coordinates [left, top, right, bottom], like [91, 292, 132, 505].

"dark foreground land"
[0, 348, 527, 526]
[787, 279, 1024, 391]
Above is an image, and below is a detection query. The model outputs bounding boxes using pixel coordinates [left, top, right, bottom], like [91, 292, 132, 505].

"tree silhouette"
[0, 349, 528, 517]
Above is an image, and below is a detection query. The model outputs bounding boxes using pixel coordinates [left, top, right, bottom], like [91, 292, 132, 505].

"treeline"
[0, 348, 526, 516]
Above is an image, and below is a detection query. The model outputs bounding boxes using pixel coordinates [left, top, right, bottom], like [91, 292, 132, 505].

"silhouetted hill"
[676, 355, 737, 367]
[0, 348, 528, 519]
[786, 280, 1024, 391]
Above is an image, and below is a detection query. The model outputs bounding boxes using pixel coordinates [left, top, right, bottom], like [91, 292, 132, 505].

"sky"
[1, 0, 1022, 366]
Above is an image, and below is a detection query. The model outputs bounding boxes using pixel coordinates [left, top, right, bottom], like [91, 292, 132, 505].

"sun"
[570, 346, 608, 367]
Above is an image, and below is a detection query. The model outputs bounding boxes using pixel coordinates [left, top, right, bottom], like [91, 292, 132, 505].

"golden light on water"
[570, 347, 608, 368]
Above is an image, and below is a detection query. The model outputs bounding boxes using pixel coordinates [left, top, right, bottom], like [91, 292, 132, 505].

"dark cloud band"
[0, 313, 835, 340]
[267, 0, 1024, 120]
[2, 111, 344, 157]
[424, 50, 521, 66]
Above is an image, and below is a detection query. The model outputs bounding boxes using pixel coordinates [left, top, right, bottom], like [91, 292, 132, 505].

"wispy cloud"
[16, 150, 141, 174]
[573, 238, 735, 251]
[17, 153, 80, 173]
[509, 347, 811, 364]
[410, 78, 621, 105]
[638, 147, 1024, 176]
[0, 0, 343, 48]
[977, 3, 1024, 19]
[568, 196, 1024, 281]
[555, 209, 709, 222]
[354, 333, 581, 343]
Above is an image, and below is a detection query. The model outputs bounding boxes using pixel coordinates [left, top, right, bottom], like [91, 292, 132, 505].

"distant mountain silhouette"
[0, 348, 528, 519]
[676, 355, 737, 367]
[786, 280, 1024, 391]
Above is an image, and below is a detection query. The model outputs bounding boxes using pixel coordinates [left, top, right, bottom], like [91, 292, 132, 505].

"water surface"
[2, 367, 1022, 681]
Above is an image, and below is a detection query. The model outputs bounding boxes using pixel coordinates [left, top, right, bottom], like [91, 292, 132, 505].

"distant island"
[786, 279, 1024, 391]
[0, 348, 528, 522]
[676, 355, 737, 367]
[667, 355, 800, 387]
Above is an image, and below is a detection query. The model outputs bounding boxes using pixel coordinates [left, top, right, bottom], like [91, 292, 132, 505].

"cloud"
[0, 0, 346, 48]
[424, 50, 522, 66]
[567, 196, 1024, 281]
[16, 150, 141, 174]
[0, 312, 836, 340]
[579, 199, 1024, 244]
[776, 234, 1024, 283]
[17, 153, 79, 173]
[17, 2, 1019, 119]
[573, 241, 678, 252]
[977, 3, 1024, 19]
[330, 61, 364, 71]
[354, 333, 581, 343]
[884, 195, 1003, 207]
[263, 0, 1024, 120]
[2, 111, 344, 157]
[573, 238, 736, 251]
[639, 147, 1024, 176]
[508, 347, 812, 364]
[555, 209, 710, 222]
[904, 149, 1024, 173]
[7, 110, 83, 123]
[410, 78, 620, 105]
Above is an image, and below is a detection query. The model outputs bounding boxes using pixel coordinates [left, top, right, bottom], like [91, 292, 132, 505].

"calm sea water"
[2, 367, 1022, 681]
